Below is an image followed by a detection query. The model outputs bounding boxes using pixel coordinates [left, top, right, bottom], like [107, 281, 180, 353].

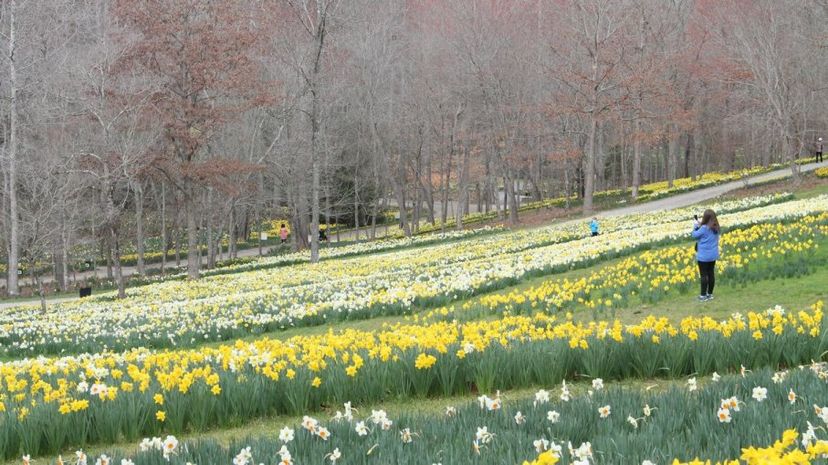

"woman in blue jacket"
[692, 209, 720, 302]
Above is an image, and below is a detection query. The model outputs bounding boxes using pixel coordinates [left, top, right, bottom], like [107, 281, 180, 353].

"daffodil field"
[20, 365, 828, 465]
[0, 193, 812, 356]
[2, 190, 828, 464]
[466, 213, 828, 320]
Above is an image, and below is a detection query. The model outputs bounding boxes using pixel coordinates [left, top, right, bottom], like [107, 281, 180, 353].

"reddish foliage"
[112, 0, 274, 184]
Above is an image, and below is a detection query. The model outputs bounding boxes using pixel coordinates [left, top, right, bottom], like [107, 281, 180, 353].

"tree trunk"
[135, 183, 145, 276]
[783, 127, 800, 182]
[108, 225, 126, 299]
[160, 182, 167, 274]
[596, 123, 606, 192]
[185, 185, 200, 279]
[308, 21, 327, 264]
[173, 190, 181, 267]
[105, 238, 113, 280]
[214, 225, 224, 263]
[1, 160, 8, 295]
[476, 183, 482, 214]
[6, 0, 20, 296]
[207, 191, 216, 269]
[620, 133, 628, 190]
[583, 113, 597, 213]
[391, 159, 410, 237]
[423, 143, 435, 224]
[455, 143, 470, 230]
[504, 172, 519, 224]
[61, 217, 69, 289]
[441, 104, 463, 230]
[484, 157, 492, 214]
[52, 234, 65, 292]
[370, 198, 378, 240]
[441, 148, 453, 230]
[631, 117, 643, 200]
[667, 125, 679, 188]
[684, 133, 693, 180]
[353, 171, 360, 241]
[229, 203, 237, 259]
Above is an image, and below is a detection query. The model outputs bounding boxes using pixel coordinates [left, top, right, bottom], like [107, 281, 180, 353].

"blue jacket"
[590, 220, 599, 233]
[692, 224, 720, 262]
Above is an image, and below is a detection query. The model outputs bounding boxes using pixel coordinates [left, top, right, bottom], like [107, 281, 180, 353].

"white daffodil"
[534, 389, 550, 407]
[752, 386, 768, 402]
[355, 421, 370, 436]
[279, 427, 294, 443]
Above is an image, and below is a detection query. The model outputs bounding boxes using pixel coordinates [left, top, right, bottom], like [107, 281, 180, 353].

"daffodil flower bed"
[196, 226, 505, 278]
[633, 166, 777, 202]
[0, 302, 825, 458]
[28, 364, 828, 465]
[458, 213, 828, 320]
[0, 195, 814, 357]
[200, 193, 793, 278]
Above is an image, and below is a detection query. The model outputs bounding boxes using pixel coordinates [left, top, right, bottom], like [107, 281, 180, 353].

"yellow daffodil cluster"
[635, 165, 786, 201]
[522, 450, 560, 465]
[0, 301, 823, 426]
[671, 429, 828, 465]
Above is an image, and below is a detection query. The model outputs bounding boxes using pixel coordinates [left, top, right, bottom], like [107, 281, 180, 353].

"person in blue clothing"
[589, 217, 599, 237]
[692, 209, 720, 302]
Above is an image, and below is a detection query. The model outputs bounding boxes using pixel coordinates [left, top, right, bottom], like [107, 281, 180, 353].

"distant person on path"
[589, 217, 599, 237]
[692, 209, 720, 302]
[279, 224, 288, 244]
[817, 137, 824, 163]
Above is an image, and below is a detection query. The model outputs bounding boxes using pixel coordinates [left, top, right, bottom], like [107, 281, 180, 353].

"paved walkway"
[2, 160, 825, 310]
[595, 161, 826, 219]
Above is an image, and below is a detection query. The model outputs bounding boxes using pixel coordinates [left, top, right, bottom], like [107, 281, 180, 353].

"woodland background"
[1, 0, 826, 296]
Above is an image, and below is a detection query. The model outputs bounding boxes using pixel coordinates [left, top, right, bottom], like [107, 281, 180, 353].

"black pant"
[698, 260, 716, 296]
[818, 151, 824, 162]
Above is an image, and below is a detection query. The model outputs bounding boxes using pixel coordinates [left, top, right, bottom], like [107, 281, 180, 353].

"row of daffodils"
[25, 363, 828, 464]
[0, 193, 812, 356]
[184, 192, 795, 279]
[196, 226, 504, 278]
[0, 300, 825, 458]
[462, 213, 828, 320]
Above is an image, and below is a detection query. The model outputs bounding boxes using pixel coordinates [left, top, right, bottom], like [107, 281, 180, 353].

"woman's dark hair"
[281, 224, 285, 228]
[701, 209, 719, 233]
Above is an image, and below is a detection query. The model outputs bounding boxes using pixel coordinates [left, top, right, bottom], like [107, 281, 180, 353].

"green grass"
[616, 266, 828, 323]
[795, 181, 828, 198]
